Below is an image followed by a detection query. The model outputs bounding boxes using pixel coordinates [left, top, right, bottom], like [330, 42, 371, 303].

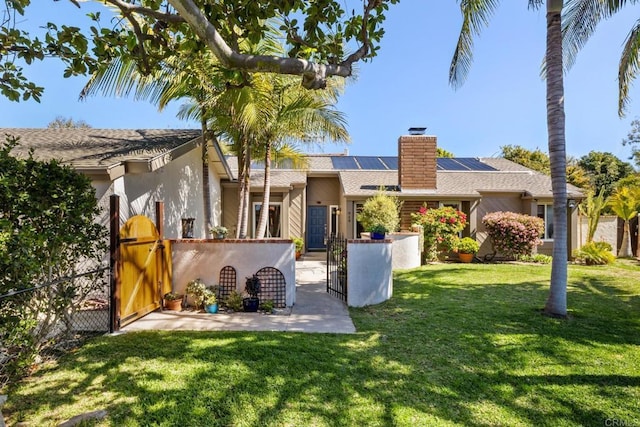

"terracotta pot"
[164, 298, 183, 311]
[458, 253, 475, 263]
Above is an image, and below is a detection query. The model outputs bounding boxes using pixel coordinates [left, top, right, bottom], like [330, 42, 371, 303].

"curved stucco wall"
[389, 232, 421, 270]
[347, 240, 393, 307]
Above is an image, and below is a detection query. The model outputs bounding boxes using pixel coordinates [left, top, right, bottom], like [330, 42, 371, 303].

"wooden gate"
[119, 215, 171, 327]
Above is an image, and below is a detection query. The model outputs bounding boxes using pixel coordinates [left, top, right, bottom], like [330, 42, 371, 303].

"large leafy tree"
[622, 117, 640, 167]
[577, 151, 635, 198]
[563, 0, 640, 117]
[450, 0, 570, 317]
[1, 0, 398, 102]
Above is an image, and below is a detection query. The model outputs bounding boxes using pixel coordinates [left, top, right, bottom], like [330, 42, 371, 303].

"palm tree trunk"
[256, 141, 272, 239]
[619, 220, 632, 257]
[544, 0, 568, 318]
[236, 138, 251, 239]
[201, 116, 213, 239]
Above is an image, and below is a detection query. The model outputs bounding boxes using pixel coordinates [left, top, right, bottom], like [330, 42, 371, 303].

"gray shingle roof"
[2, 128, 202, 169]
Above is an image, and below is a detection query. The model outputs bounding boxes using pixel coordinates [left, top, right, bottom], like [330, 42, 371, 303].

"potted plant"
[203, 289, 218, 313]
[369, 224, 388, 240]
[163, 292, 183, 311]
[243, 275, 261, 312]
[186, 278, 208, 310]
[456, 237, 479, 263]
[211, 225, 228, 239]
[225, 290, 243, 312]
[356, 191, 401, 240]
[292, 236, 304, 259]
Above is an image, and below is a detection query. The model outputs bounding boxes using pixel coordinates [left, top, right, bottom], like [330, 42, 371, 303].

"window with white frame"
[537, 204, 554, 240]
[253, 202, 282, 238]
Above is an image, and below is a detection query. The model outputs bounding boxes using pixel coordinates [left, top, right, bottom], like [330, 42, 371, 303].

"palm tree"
[233, 73, 348, 238]
[563, 0, 640, 116]
[449, 0, 570, 317]
[578, 187, 607, 243]
[608, 186, 639, 257]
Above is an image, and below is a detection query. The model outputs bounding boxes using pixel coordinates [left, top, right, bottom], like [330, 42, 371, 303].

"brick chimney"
[398, 128, 437, 190]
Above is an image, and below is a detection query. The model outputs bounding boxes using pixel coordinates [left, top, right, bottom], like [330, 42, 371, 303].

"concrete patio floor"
[121, 252, 356, 334]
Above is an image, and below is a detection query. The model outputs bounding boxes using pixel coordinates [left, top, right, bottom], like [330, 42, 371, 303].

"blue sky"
[1, 1, 639, 163]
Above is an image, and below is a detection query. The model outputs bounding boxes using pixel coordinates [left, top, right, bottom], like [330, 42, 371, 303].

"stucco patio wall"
[347, 240, 393, 307]
[170, 239, 296, 306]
[389, 232, 421, 270]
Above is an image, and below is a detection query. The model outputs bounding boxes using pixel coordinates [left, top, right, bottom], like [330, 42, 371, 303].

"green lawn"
[5, 261, 640, 426]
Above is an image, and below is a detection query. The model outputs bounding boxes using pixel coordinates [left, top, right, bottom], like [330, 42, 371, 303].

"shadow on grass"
[6, 263, 640, 426]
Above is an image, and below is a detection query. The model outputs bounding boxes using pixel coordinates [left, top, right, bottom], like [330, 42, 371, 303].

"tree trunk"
[256, 141, 272, 239]
[618, 220, 632, 257]
[544, 1, 568, 318]
[236, 138, 251, 239]
[201, 117, 213, 238]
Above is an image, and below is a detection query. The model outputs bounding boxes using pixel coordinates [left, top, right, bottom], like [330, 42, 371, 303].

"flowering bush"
[411, 206, 467, 261]
[482, 211, 544, 258]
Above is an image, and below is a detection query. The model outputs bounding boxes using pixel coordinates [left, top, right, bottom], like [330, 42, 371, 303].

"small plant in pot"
[456, 237, 479, 263]
[203, 289, 218, 314]
[211, 225, 228, 239]
[163, 292, 183, 311]
[243, 275, 261, 312]
[356, 190, 401, 240]
[186, 278, 208, 310]
[292, 236, 304, 259]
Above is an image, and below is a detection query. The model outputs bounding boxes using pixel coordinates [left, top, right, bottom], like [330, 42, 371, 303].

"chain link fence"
[0, 263, 110, 389]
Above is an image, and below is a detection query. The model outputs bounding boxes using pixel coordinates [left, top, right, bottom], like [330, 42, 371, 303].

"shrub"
[292, 237, 304, 253]
[411, 206, 467, 261]
[517, 254, 553, 264]
[573, 241, 615, 265]
[225, 290, 243, 311]
[456, 237, 479, 254]
[357, 191, 401, 233]
[482, 211, 544, 258]
[0, 136, 107, 383]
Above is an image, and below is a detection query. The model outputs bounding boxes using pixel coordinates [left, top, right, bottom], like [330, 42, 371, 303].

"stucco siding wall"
[208, 162, 223, 228]
[578, 215, 618, 252]
[307, 177, 340, 206]
[121, 147, 205, 238]
[222, 184, 239, 237]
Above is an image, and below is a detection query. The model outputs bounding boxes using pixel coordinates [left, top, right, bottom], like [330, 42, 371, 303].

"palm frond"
[619, 19, 640, 116]
[449, 0, 500, 89]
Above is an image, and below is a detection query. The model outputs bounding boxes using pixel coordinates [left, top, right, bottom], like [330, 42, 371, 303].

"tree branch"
[103, 0, 185, 24]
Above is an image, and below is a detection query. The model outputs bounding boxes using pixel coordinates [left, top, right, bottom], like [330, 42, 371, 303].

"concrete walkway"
[121, 252, 356, 334]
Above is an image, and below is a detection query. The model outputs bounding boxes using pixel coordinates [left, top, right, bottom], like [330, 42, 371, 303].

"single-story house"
[3, 127, 584, 258]
[223, 130, 584, 257]
[2, 128, 231, 238]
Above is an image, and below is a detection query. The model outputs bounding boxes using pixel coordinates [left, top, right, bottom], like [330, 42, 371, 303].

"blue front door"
[307, 206, 327, 250]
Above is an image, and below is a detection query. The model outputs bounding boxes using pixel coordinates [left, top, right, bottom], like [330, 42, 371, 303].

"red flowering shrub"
[411, 206, 467, 261]
[482, 211, 544, 257]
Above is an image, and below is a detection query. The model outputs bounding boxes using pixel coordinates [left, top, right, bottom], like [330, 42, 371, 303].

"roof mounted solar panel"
[455, 158, 497, 171]
[355, 156, 386, 170]
[380, 156, 398, 170]
[331, 156, 359, 169]
[437, 158, 469, 171]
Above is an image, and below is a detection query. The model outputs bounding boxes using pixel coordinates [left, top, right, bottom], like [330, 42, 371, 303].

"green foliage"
[185, 279, 208, 309]
[577, 151, 634, 198]
[356, 191, 401, 233]
[516, 253, 553, 264]
[578, 188, 607, 243]
[455, 237, 479, 254]
[292, 237, 304, 252]
[0, 135, 106, 383]
[163, 292, 182, 301]
[47, 116, 91, 129]
[623, 118, 640, 167]
[501, 145, 550, 174]
[411, 206, 467, 261]
[573, 241, 616, 265]
[2, 0, 399, 101]
[224, 290, 243, 312]
[259, 299, 274, 313]
[436, 147, 454, 158]
[203, 290, 217, 306]
[482, 211, 544, 258]
[245, 275, 261, 298]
